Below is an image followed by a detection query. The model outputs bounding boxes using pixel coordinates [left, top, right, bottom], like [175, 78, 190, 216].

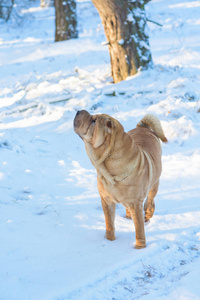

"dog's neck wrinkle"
[86, 128, 140, 186]
[86, 136, 117, 186]
[103, 132, 140, 183]
[85, 134, 112, 165]
[108, 131, 138, 162]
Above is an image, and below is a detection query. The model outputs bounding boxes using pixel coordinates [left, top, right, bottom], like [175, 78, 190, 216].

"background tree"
[92, 0, 152, 83]
[0, 0, 14, 21]
[54, 0, 78, 42]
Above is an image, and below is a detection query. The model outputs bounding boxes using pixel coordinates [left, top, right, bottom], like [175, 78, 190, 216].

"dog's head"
[74, 110, 122, 149]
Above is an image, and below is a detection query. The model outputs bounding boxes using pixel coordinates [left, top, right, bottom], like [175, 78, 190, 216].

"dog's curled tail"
[137, 114, 168, 143]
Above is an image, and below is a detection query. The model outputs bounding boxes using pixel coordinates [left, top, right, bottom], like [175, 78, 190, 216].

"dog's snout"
[75, 110, 90, 118]
[74, 110, 91, 132]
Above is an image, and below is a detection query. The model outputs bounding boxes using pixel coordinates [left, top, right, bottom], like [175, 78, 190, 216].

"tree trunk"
[55, 0, 78, 42]
[0, 0, 14, 21]
[92, 0, 152, 83]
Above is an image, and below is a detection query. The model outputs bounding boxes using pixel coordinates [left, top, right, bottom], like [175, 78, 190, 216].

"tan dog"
[74, 110, 167, 249]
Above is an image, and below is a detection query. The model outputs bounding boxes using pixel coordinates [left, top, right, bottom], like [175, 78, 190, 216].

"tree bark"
[0, 0, 14, 21]
[92, 0, 152, 83]
[55, 0, 78, 42]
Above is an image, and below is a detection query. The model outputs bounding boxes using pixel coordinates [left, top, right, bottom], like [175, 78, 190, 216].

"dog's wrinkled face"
[74, 110, 113, 148]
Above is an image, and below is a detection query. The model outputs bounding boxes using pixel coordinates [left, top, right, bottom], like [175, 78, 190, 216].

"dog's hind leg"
[101, 197, 116, 241]
[144, 180, 159, 223]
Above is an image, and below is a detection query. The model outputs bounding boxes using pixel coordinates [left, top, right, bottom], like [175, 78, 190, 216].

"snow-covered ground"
[0, 0, 200, 299]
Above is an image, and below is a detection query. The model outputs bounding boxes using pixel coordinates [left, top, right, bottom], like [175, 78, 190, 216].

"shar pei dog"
[74, 110, 167, 249]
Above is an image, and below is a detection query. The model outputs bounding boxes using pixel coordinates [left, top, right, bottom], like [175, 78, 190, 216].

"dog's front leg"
[129, 202, 146, 249]
[101, 197, 116, 241]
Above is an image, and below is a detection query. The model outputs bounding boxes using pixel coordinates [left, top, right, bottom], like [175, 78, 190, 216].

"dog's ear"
[106, 120, 112, 128]
[106, 119, 113, 133]
[92, 117, 115, 148]
[92, 118, 105, 149]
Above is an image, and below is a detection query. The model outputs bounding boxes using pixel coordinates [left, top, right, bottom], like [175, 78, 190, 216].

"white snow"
[0, 0, 200, 299]
[118, 39, 124, 45]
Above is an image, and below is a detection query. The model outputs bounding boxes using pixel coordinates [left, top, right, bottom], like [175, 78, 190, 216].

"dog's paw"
[145, 219, 150, 226]
[125, 209, 132, 219]
[134, 238, 146, 249]
[125, 214, 132, 220]
[134, 243, 146, 249]
[105, 231, 116, 241]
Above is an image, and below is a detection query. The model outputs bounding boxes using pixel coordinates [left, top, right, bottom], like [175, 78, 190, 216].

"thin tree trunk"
[55, 0, 78, 42]
[92, 0, 152, 83]
[0, 0, 14, 21]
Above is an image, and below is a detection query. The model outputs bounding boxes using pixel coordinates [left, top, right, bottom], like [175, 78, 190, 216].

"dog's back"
[127, 126, 162, 190]
[128, 126, 161, 159]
